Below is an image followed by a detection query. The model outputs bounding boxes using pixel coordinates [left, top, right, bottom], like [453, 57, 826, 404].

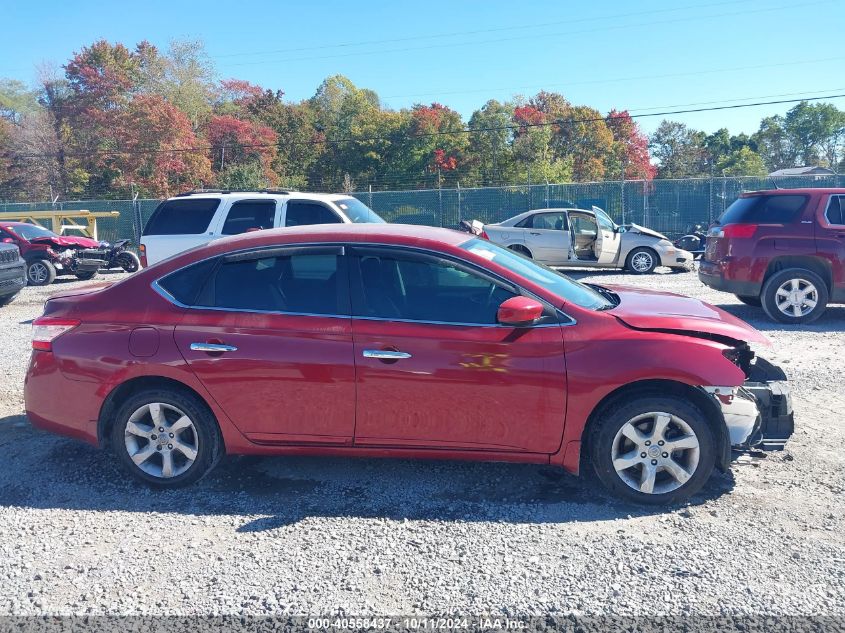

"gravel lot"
[0, 267, 843, 619]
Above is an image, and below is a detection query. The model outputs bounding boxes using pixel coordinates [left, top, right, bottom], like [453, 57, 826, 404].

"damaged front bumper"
[703, 357, 794, 452]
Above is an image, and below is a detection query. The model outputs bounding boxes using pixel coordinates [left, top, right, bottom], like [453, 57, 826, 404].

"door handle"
[362, 349, 412, 360]
[529, 232, 541, 235]
[190, 343, 238, 353]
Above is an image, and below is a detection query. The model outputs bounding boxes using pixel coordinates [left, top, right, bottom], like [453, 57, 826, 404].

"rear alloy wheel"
[761, 268, 828, 324]
[626, 247, 658, 274]
[735, 294, 762, 307]
[110, 388, 222, 487]
[590, 396, 715, 505]
[26, 259, 56, 286]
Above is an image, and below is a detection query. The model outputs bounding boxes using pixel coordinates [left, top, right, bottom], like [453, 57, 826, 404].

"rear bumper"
[704, 357, 794, 452]
[698, 262, 760, 296]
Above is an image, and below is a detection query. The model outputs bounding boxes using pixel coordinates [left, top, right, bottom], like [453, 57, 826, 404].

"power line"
[220, 0, 831, 67]
[7, 92, 845, 160]
[211, 0, 755, 59]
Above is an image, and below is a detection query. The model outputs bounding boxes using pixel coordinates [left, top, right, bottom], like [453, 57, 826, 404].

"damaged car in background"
[25, 225, 792, 505]
[0, 221, 139, 286]
[464, 206, 693, 273]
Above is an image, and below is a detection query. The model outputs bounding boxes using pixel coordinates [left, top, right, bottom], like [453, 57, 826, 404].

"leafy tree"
[0, 79, 39, 122]
[650, 120, 708, 178]
[466, 100, 516, 185]
[783, 101, 843, 166]
[606, 110, 655, 180]
[752, 115, 794, 171]
[716, 146, 767, 177]
[143, 40, 216, 128]
[205, 114, 278, 185]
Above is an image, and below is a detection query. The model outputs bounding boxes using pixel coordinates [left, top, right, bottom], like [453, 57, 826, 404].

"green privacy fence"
[2, 174, 843, 243]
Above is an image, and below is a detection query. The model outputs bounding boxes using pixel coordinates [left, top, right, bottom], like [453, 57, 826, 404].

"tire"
[75, 271, 97, 281]
[589, 396, 716, 505]
[761, 268, 829, 324]
[0, 293, 18, 307]
[735, 294, 762, 307]
[507, 244, 532, 259]
[110, 388, 223, 488]
[26, 259, 56, 286]
[625, 247, 658, 274]
[116, 251, 141, 273]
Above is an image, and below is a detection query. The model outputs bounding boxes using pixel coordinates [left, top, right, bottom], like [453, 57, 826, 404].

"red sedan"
[24, 224, 793, 504]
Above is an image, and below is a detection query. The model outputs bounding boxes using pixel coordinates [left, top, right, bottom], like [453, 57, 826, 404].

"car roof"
[167, 191, 355, 203]
[0, 221, 32, 227]
[741, 188, 845, 196]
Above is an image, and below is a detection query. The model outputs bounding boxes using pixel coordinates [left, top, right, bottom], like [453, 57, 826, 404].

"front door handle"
[190, 343, 238, 353]
[362, 349, 412, 360]
[529, 232, 541, 235]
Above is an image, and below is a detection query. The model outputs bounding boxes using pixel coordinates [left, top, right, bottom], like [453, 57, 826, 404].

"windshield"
[460, 238, 613, 311]
[7, 224, 56, 240]
[334, 198, 385, 224]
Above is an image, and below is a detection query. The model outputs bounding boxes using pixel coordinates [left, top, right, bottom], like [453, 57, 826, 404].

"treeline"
[0, 39, 843, 201]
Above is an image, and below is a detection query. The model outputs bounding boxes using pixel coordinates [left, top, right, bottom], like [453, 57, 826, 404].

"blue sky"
[1, 0, 843, 135]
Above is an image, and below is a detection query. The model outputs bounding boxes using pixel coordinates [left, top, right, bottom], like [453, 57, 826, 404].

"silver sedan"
[476, 207, 693, 273]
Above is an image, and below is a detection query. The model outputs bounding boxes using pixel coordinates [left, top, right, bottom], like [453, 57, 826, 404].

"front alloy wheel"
[590, 396, 715, 505]
[626, 248, 657, 274]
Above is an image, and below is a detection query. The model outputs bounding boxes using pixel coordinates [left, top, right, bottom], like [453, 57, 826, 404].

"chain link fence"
[1, 174, 842, 243]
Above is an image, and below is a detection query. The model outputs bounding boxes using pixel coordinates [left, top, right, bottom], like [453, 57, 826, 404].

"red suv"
[25, 224, 793, 505]
[699, 188, 845, 323]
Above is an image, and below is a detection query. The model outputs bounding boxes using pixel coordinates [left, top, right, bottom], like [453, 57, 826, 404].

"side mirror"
[497, 296, 544, 326]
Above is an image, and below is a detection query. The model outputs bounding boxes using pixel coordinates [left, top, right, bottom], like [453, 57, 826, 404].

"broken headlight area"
[704, 356, 794, 453]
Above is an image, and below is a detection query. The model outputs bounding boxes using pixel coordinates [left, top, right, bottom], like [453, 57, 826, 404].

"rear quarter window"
[718, 195, 808, 225]
[156, 258, 218, 305]
[143, 199, 221, 236]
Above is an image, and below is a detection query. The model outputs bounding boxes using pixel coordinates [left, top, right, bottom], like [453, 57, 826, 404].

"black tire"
[110, 388, 223, 488]
[507, 244, 532, 259]
[116, 251, 141, 273]
[761, 268, 829, 324]
[735, 294, 762, 307]
[625, 247, 658, 274]
[75, 271, 97, 281]
[26, 259, 56, 286]
[588, 396, 716, 506]
[0, 293, 18, 306]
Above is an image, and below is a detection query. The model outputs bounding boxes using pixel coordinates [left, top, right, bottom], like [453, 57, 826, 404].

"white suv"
[140, 190, 385, 266]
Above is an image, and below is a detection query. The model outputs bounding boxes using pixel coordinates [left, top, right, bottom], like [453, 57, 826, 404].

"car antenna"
[769, 177, 781, 190]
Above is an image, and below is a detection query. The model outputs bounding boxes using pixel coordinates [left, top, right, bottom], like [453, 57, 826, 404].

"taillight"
[139, 244, 148, 268]
[32, 317, 80, 351]
[721, 224, 758, 239]
[480, 230, 490, 240]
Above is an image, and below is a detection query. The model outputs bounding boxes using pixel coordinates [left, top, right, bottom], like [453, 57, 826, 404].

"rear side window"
[532, 213, 569, 231]
[825, 196, 844, 225]
[718, 195, 807, 225]
[157, 258, 218, 305]
[285, 201, 342, 227]
[198, 251, 344, 315]
[221, 200, 276, 235]
[143, 199, 221, 236]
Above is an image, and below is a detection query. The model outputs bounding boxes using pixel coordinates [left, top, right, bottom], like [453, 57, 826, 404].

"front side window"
[220, 200, 276, 235]
[143, 198, 221, 236]
[285, 201, 343, 227]
[594, 209, 616, 231]
[353, 252, 516, 324]
[196, 251, 343, 315]
[825, 195, 844, 226]
[532, 213, 568, 231]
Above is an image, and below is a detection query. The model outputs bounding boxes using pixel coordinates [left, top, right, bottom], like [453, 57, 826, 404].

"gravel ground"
[0, 266, 843, 619]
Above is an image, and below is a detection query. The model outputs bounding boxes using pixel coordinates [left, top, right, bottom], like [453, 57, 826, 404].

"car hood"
[626, 223, 668, 240]
[606, 285, 770, 346]
[30, 235, 100, 248]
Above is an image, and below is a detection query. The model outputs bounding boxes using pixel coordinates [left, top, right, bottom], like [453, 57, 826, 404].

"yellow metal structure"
[0, 210, 119, 239]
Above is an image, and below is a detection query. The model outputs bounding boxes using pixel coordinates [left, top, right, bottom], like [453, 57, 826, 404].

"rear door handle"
[529, 232, 541, 235]
[190, 343, 238, 353]
[362, 349, 412, 360]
